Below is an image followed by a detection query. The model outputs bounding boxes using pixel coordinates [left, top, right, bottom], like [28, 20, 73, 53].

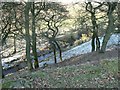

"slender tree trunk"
[91, 32, 100, 52]
[31, 2, 39, 69]
[0, 31, 2, 90]
[13, 34, 16, 54]
[96, 35, 100, 51]
[25, 2, 33, 70]
[0, 49, 4, 79]
[53, 49, 57, 64]
[0, 32, 4, 85]
[54, 41, 62, 61]
[52, 43, 57, 63]
[100, 3, 116, 53]
[0, 54, 2, 89]
[91, 33, 95, 52]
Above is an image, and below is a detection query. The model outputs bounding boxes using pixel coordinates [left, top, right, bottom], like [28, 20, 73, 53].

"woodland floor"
[2, 47, 119, 88]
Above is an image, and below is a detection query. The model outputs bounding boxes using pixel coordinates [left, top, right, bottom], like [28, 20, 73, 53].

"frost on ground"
[39, 34, 120, 67]
[1, 34, 120, 68]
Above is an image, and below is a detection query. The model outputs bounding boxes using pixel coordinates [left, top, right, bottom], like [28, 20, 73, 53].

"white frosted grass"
[1, 34, 119, 68]
[39, 34, 119, 67]
[106, 34, 119, 47]
[2, 54, 22, 63]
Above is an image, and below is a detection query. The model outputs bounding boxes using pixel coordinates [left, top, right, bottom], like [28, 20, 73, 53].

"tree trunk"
[100, 3, 116, 53]
[31, 2, 39, 69]
[0, 33, 4, 81]
[53, 48, 57, 64]
[96, 35, 100, 51]
[91, 33, 95, 52]
[0, 50, 4, 79]
[25, 2, 33, 70]
[0, 54, 2, 89]
[54, 41, 62, 62]
[13, 34, 16, 54]
[51, 43, 57, 64]
[91, 12, 100, 52]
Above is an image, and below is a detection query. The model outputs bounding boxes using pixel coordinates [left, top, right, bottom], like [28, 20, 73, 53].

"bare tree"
[40, 2, 67, 63]
[42, 15, 63, 63]
[86, 2, 104, 52]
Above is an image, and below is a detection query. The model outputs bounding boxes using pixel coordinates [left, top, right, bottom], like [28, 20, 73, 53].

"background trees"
[85, 2, 118, 53]
[1, 2, 24, 56]
[0, 1, 119, 78]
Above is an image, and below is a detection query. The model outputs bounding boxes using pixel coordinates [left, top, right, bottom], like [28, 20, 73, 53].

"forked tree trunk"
[91, 12, 100, 52]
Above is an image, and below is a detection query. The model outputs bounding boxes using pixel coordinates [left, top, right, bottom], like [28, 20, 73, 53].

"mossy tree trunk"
[24, 2, 33, 70]
[100, 3, 117, 53]
[31, 2, 39, 69]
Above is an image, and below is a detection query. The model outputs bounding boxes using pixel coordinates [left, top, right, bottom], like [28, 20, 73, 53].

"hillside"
[0, 2, 119, 89]
[2, 48, 119, 88]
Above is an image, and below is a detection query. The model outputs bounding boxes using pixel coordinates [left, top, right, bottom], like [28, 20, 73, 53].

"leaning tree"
[40, 2, 68, 63]
[100, 2, 117, 53]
